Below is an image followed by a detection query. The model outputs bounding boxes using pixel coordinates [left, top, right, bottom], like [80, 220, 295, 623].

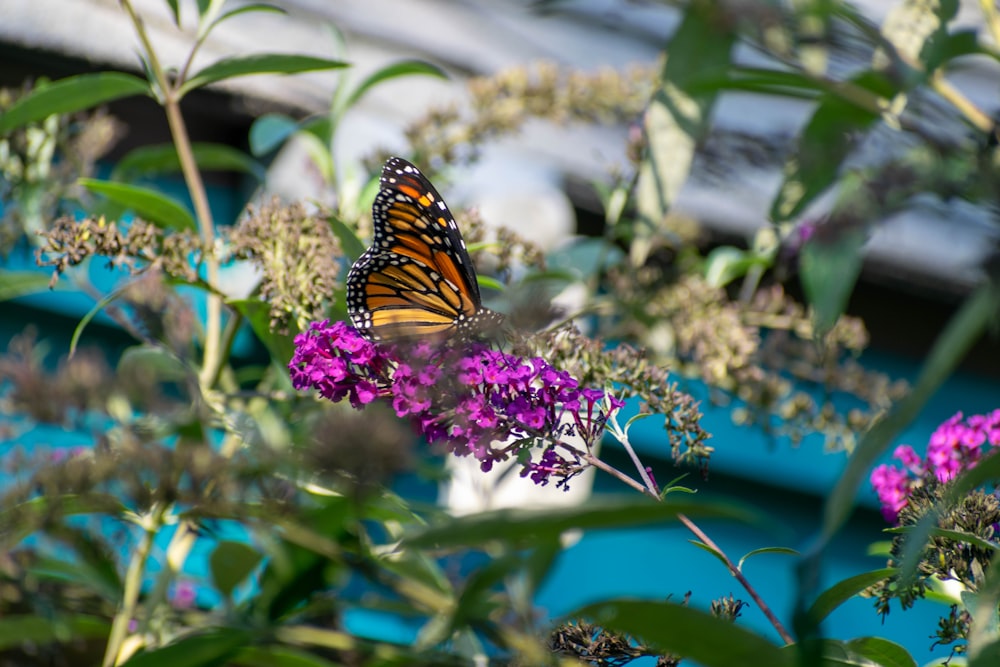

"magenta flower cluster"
[870, 410, 1000, 523]
[289, 320, 624, 488]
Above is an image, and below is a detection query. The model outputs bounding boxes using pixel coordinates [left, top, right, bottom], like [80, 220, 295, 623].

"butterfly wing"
[346, 158, 499, 341]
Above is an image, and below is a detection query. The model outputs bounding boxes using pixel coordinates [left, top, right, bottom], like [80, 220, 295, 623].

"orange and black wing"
[346, 157, 500, 342]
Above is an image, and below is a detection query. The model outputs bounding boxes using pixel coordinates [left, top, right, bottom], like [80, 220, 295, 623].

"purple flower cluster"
[870, 410, 1000, 523]
[289, 320, 624, 488]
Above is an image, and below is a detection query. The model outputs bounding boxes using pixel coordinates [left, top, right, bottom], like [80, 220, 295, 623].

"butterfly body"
[346, 157, 503, 342]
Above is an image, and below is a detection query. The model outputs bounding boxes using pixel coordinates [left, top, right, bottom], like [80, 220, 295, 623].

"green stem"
[600, 423, 793, 644]
[120, 0, 224, 393]
[103, 504, 167, 667]
[677, 512, 795, 645]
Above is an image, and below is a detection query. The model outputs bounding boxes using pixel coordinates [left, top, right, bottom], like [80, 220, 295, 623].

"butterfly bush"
[870, 410, 1000, 523]
[289, 320, 624, 489]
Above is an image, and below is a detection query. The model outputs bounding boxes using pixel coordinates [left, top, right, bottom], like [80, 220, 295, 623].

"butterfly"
[346, 157, 504, 342]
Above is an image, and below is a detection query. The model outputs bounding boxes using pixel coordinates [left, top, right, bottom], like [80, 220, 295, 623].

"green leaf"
[118, 345, 191, 382]
[255, 515, 347, 623]
[799, 228, 866, 336]
[211, 541, 263, 599]
[164, 0, 181, 25]
[572, 599, 791, 667]
[0, 614, 109, 650]
[403, 496, 765, 549]
[211, 3, 286, 30]
[232, 646, 340, 667]
[886, 526, 1000, 552]
[704, 246, 769, 288]
[798, 638, 917, 666]
[633, 3, 735, 266]
[0, 494, 128, 546]
[121, 628, 252, 667]
[78, 179, 196, 231]
[327, 214, 367, 264]
[229, 299, 296, 365]
[180, 54, 349, 96]
[0, 72, 150, 135]
[113, 142, 266, 181]
[343, 60, 448, 110]
[843, 637, 916, 667]
[737, 546, 799, 571]
[0, 270, 53, 301]
[806, 568, 896, 625]
[770, 71, 895, 222]
[688, 66, 824, 99]
[924, 29, 982, 71]
[29, 553, 122, 602]
[249, 113, 301, 156]
[70, 287, 125, 357]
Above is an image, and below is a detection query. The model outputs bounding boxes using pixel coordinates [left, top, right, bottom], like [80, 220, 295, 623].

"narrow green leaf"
[403, 497, 765, 549]
[688, 66, 825, 98]
[78, 179, 196, 231]
[770, 71, 895, 222]
[29, 553, 122, 602]
[737, 546, 799, 571]
[113, 142, 266, 181]
[180, 54, 349, 96]
[0, 614, 109, 650]
[966, 553, 1000, 665]
[344, 60, 448, 110]
[0, 495, 127, 546]
[799, 228, 866, 336]
[232, 646, 340, 667]
[211, 541, 263, 599]
[688, 539, 730, 570]
[799, 637, 917, 666]
[118, 345, 191, 382]
[69, 287, 125, 358]
[229, 298, 296, 365]
[327, 215, 367, 264]
[212, 3, 286, 29]
[121, 628, 252, 667]
[164, 0, 181, 25]
[843, 637, 917, 667]
[572, 599, 791, 667]
[971, 640, 1000, 667]
[0, 72, 150, 135]
[249, 113, 301, 156]
[886, 526, 1000, 552]
[0, 271, 53, 301]
[821, 280, 1000, 542]
[704, 246, 769, 288]
[633, 3, 735, 266]
[806, 568, 896, 624]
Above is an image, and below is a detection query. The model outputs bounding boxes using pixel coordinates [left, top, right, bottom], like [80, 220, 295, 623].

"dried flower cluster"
[0, 84, 123, 254]
[37, 215, 203, 286]
[374, 62, 656, 172]
[609, 266, 906, 453]
[289, 320, 626, 489]
[230, 199, 342, 333]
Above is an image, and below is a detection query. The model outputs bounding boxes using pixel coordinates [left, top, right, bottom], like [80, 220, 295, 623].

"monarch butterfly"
[346, 157, 504, 342]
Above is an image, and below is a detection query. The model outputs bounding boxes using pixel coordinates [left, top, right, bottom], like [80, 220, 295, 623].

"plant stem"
[677, 512, 795, 645]
[930, 72, 993, 133]
[584, 452, 658, 499]
[601, 419, 793, 644]
[103, 504, 166, 667]
[120, 0, 224, 392]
